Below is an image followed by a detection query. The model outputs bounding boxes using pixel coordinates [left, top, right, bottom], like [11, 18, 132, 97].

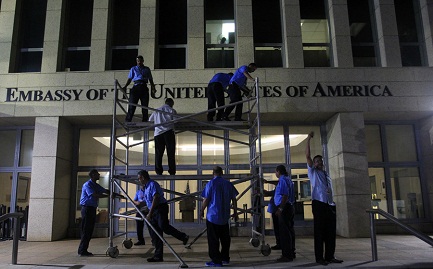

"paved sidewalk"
[0, 234, 432, 269]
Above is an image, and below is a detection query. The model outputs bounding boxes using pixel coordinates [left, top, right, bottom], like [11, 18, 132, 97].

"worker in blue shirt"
[222, 63, 257, 121]
[207, 72, 233, 121]
[138, 170, 189, 263]
[306, 131, 343, 265]
[133, 184, 148, 246]
[200, 166, 239, 267]
[263, 181, 280, 251]
[272, 165, 296, 262]
[78, 169, 124, 257]
[123, 55, 157, 122]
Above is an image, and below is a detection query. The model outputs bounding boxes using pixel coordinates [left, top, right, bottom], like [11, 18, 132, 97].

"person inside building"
[222, 63, 257, 121]
[123, 55, 157, 122]
[132, 181, 149, 246]
[200, 166, 239, 267]
[206, 72, 233, 121]
[138, 170, 189, 262]
[306, 131, 344, 265]
[78, 169, 124, 257]
[149, 98, 177, 175]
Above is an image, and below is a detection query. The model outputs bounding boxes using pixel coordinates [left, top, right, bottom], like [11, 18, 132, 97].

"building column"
[140, 0, 157, 69]
[325, 112, 370, 237]
[420, 0, 433, 66]
[89, 0, 109, 72]
[235, 0, 254, 66]
[419, 115, 433, 220]
[0, 0, 17, 73]
[187, 0, 204, 69]
[41, 0, 63, 73]
[27, 117, 73, 241]
[327, 0, 353, 67]
[281, 0, 303, 68]
[373, 0, 402, 67]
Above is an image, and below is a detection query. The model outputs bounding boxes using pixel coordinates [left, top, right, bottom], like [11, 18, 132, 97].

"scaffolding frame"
[105, 78, 271, 266]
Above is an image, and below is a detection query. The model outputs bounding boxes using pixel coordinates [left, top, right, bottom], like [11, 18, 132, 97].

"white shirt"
[149, 104, 177, 136]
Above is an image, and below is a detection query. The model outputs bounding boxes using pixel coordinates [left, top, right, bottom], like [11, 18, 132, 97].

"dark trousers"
[148, 203, 187, 259]
[272, 211, 280, 245]
[154, 130, 176, 175]
[78, 206, 96, 254]
[206, 220, 231, 264]
[224, 83, 243, 120]
[312, 200, 336, 261]
[125, 84, 149, 122]
[135, 211, 147, 243]
[207, 82, 225, 121]
[278, 204, 296, 258]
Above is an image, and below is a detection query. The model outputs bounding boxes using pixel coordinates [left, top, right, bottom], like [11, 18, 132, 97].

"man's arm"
[275, 195, 288, 216]
[243, 71, 255, 81]
[200, 198, 209, 219]
[123, 78, 132, 89]
[306, 131, 314, 167]
[146, 193, 160, 220]
[231, 197, 239, 221]
[149, 71, 157, 94]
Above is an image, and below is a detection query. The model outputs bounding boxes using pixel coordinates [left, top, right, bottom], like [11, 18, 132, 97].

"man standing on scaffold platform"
[123, 55, 157, 122]
[222, 63, 257, 121]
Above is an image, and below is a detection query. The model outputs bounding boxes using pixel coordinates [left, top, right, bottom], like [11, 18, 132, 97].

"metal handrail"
[366, 208, 433, 261]
[0, 212, 24, 264]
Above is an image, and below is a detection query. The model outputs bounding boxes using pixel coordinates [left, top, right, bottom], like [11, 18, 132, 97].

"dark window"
[14, 0, 47, 72]
[62, 0, 93, 71]
[109, 0, 140, 70]
[159, 48, 186, 69]
[395, 0, 425, 66]
[252, 0, 282, 67]
[112, 49, 139, 70]
[204, 0, 234, 68]
[158, 0, 187, 45]
[348, 0, 377, 67]
[300, 0, 330, 67]
[157, 0, 187, 69]
[252, 0, 282, 44]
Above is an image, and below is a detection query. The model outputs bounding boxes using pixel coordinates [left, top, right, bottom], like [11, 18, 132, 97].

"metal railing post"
[369, 211, 378, 261]
[12, 217, 21, 264]
[367, 208, 433, 262]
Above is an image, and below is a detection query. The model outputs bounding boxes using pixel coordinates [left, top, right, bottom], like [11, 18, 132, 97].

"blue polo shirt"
[229, 65, 248, 86]
[209, 73, 232, 89]
[267, 190, 276, 213]
[144, 179, 167, 209]
[274, 175, 295, 206]
[201, 176, 239, 225]
[134, 187, 146, 203]
[80, 179, 107, 207]
[307, 164, 335, 205]
[128, 65, 153, 84]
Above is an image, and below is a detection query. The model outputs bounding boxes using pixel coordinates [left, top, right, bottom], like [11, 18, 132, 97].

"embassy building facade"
[1, 0, 433, 241]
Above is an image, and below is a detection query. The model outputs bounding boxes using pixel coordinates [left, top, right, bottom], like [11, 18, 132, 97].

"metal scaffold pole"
[106, 77, 270, 265]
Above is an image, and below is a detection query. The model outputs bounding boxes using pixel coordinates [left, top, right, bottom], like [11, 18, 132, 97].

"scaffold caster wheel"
[106, 246, 119, 258]
[123, 239, 133, 249]
[260, 244, 271, 256]
[249, 238, 260, 248]
[180, 263, 189, 268]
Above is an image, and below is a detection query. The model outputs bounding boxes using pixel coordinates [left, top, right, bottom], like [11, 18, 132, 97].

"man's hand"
[231, 213, 239, 222]
[200, 209, 205, 219]
[146, 212, 152, 221]
[151, 85, 157, 95]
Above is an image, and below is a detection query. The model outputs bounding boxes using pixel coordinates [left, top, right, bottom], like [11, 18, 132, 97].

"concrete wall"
[27, 117, 73, 241]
